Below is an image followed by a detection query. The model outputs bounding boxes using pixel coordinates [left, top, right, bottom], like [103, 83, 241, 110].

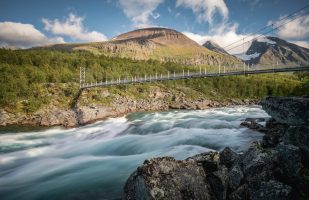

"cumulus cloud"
[42, 13, 107, 42]
[118, 0, 164, 28]
[273, 14, 309, 39]
[0, 22, 64, 49]
[176, 0, 228, 24]
[183, 23, 257, 54]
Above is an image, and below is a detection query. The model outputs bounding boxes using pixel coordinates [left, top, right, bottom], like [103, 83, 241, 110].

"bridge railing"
[81, 65, 308, 89]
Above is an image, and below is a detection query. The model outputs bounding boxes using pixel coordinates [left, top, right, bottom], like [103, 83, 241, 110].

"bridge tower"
[80, 66, 86, 88]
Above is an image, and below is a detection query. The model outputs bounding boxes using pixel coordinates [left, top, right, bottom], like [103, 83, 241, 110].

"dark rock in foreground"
[124, 157, 211, 200]
[260, 96, 309, 125]
[123, 97, 309, 200]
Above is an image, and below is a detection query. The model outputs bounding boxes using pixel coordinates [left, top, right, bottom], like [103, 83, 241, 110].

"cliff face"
[123, 97, 309, 200]
[40, 28, 242, 66]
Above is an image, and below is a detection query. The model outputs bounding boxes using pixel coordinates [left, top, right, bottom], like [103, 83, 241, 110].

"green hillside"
[0, 49, 308, 113]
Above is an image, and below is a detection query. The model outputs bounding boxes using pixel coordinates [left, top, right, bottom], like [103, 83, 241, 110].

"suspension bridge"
[79, 4, 309, 90]
[80, 65, 309, 89]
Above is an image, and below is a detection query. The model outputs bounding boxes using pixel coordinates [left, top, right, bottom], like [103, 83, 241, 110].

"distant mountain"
[37, 27, 241, 66]
[236, 36, 309, 66]
[203, 40, 229, 55]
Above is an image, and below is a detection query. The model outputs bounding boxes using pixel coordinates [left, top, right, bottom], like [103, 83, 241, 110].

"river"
[0, 106, 269, 200]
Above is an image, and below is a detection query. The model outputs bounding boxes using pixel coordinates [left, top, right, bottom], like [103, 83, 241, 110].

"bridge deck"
[81, 66, 309, 89]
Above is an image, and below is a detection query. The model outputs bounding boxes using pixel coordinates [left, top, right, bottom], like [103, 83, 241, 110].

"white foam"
[0, 106, 269, 199]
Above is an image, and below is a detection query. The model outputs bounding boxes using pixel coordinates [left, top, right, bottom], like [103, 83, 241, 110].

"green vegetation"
[0, 48, 308, 113]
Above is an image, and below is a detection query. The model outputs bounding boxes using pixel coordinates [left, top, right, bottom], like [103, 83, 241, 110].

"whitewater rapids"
[0, 106, 269, 200]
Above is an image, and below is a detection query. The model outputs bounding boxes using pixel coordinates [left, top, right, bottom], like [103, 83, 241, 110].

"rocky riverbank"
[123, 96, 309, 200]
[0, 88, 256, 127]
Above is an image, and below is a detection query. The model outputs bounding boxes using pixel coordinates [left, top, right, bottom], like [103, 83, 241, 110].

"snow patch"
[257, 37, 276, 45]
[234, 52, 260, 61]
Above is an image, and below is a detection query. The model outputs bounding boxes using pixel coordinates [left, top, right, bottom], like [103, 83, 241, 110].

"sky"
[0, 0, 308, 54]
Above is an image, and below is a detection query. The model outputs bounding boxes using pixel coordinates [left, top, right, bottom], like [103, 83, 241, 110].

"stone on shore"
[260, 96, 309, 125]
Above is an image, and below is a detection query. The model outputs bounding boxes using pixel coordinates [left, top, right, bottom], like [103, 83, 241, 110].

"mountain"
[236, 36, 309, 66]
[203, 40, 229, 55]
[39, 28, 241, 66]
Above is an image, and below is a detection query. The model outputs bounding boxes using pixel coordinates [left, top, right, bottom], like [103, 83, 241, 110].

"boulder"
[260, 97, 309, 125]
[123, 157, 211, 200]
[39, 107, 78, 127]
[187, 151, 220, 173]
[206, 166, 229, 200]
[251, 180, 292, 200]
[240, 118, 267, 132]
[228, 165, 244, 191]
[273, 144, 302, 183]
[219, 147, 238, 168]
[77, 105, 114, 125]
[283, 126, 309, 167]
[262, 119, 288, 148]
[240, 143, 275, 189]
[229, 184, 249, 200]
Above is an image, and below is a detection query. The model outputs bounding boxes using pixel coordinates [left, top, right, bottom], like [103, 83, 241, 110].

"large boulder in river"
[260, 97, 309, 125]
[123, 157, 211, 200]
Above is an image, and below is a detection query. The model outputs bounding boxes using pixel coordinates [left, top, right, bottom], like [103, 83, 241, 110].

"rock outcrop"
[261, 96, 309, 125]
[0, 87, 257, 127]
[124, 157, 211, 200]
[0, 107, 78, 127]
[123, 96, 309, 200]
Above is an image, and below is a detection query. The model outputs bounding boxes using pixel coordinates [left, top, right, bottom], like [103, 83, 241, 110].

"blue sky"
[0, 0, 308, 53]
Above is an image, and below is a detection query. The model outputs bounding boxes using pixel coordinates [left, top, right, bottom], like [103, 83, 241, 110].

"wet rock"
[187, 151, 220, 173]
[219, 147, 238, 168]
[123, 157, 211, 200]
[77, 105, 114, 125]
[251, 180, 292, 200]
[207, 166, 228, 200]
[241, 143, 275, 188]
[273, 144, 302, 184]
[240, 118, 267, 132]
[283, 126, 309, 167]
[262, 119, 288, 148]
[260, 96, 309, 125]
[229, 184, 249, 200]
[228, 165, 244, 191]
[39, 107, 78, 127]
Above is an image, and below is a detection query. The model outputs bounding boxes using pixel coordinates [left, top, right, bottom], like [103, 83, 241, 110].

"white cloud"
[42, 13, 107, 42]
[183, 23, 257, 54]
[290, 40, 309, 49]
[118, 0, 164, 28]
[176, 0, 228, 24]
[0, 22, 64, 49]
[274, 14, 309, 39]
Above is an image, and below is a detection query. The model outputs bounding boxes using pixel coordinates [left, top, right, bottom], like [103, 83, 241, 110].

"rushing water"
[0, 106, 269, 200]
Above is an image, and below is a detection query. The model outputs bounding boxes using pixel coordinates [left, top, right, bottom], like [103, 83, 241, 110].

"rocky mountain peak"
[203, 40, 229, 55]
[240, 36, 309, 66]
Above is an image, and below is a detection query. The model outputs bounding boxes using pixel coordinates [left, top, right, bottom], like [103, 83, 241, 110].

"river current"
[0, 106, 269, 200]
